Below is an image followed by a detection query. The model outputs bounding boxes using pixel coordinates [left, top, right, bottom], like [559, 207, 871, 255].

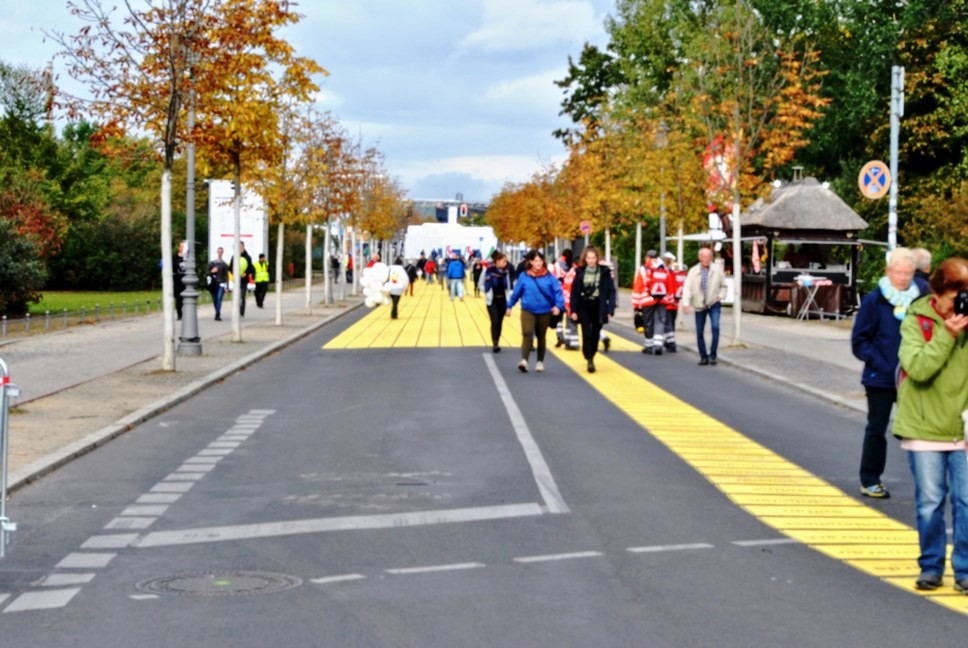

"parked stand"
[0, 357, 19, 558]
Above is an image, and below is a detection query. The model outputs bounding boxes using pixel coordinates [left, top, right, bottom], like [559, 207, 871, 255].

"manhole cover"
[135, 570, 302, 597]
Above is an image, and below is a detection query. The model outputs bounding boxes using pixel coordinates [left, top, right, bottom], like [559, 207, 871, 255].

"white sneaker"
[517, 359, 528, 373]
[535, 361, 544, 373]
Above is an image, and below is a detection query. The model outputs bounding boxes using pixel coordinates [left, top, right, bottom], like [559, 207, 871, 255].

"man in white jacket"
[681, 247, 728, 365]
[385, 257, 411, 320]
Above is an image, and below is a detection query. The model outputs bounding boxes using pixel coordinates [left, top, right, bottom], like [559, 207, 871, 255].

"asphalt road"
[1, 303, 965, 647]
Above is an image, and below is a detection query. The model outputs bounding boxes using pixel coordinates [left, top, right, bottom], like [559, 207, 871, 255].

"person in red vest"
[662, 252, 687, 352]
[632, 250, 677, 354]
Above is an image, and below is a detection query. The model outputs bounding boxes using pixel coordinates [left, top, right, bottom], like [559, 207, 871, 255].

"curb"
[8, 302, 363, 493]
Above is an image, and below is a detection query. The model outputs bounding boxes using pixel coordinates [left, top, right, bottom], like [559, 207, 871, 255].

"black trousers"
[254, 282, 269, 307]
[390, 294, 401, 319]
[860, 386, 896, 487]
[239, 279, 248, 316]
[487, 296, 507, 346]
[577, 301, 603, 360]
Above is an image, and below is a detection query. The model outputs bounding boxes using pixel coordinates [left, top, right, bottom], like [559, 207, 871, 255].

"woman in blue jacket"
[506, 250, 564, 373]
[850, 247, 920, 499]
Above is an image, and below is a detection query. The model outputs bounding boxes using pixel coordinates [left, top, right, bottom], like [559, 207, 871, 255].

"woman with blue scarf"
[851, 247, 921, 499]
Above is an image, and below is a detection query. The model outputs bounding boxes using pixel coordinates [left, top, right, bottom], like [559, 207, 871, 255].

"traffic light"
[459, 203, 468, 219]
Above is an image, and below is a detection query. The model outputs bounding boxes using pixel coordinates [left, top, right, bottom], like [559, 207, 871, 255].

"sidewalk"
[3, 282, 363, 492]
[2, 283, 866, 495]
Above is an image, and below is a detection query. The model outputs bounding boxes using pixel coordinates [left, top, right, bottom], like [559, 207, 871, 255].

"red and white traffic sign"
[858, 160, 891, 199]
[579, 220, 591, 234]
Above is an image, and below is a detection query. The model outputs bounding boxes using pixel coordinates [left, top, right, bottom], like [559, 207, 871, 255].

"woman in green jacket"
[894, 257, 968, 593]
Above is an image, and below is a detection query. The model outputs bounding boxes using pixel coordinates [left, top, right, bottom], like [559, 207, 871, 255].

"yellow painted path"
[324, 282, 967, 615]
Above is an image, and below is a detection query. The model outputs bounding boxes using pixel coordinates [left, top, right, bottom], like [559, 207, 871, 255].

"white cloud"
[482, 67, 565, 114]
[460, 0, 601, 53]
[396, 153, 565, 189]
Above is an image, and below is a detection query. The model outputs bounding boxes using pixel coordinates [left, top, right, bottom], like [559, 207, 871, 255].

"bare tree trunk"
[160, 168, 176, 371]
[275, 220, 284, 325]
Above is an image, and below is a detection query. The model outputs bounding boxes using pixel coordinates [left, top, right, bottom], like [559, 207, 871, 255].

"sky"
[1, 0, 615, 204]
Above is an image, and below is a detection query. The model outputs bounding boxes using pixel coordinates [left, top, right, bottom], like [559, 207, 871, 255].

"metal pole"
[888, 65, 904, 252]
[178, 72, 202, 356]
[0, 358, 19, 558]
[305, 224, 313, 310]
[325, 215, 334, 304]
[635, 222, 642, 271]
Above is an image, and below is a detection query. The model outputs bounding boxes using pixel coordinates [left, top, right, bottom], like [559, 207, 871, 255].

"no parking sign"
[858, 160, 891, 199]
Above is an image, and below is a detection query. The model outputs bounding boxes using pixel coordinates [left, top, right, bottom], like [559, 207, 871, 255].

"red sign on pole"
[580, 220, 591, 234]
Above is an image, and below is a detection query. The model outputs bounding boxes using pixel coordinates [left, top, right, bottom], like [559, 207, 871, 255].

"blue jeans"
[907, 449, 968, 579]
[449, 278, 464, 300]
[210, 284, 225, 318]
[694, 302, 721, 360]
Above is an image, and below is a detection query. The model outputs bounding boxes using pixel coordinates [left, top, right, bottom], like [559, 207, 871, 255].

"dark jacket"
[570, 264, 616, 324]
[851, 289, 905, 389]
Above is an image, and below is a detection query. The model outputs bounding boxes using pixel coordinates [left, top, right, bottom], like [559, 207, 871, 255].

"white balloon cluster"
[361, 262, 391, 308]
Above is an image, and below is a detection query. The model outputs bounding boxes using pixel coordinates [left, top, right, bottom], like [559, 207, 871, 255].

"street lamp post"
[656, 122, 669, 256]
[178, 69, 202, 356]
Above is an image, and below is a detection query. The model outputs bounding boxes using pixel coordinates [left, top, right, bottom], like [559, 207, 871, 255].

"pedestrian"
[483, 252, 512, 352]
[437, 255, 447, 288]
[345, 254, 354, 284]
[424, 257, 436, 285]
[417, 251, 427, 279]
[253, 253, 270, 308]
[472, 257, 484, 297]
[365, 252, 381, 269]
[173, 240, 187, 321]
[551, 249, 574, 347]
[229, 241, 254, 317]
[386, 257, 410, 319]
[404, 258, 418, 296]
[569, 245, 616, 373]
[506, 249, 564, 373]
[662, 252, 686, 352]
[893, 256, 968, 593]
[206, 246, 229, 321]
[850, 247, 921, 499]
[912, 247, 932, 294]
[632, 250, 676, 355]
[681, 246, 728, 365]
[446, 252, 465, 300]
[330, 255, 340, 283]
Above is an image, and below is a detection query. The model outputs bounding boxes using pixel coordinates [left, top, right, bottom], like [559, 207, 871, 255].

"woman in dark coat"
[569, 246, 616, 373]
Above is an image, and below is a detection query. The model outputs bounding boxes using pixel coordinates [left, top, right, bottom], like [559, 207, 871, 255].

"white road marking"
[135, 493, 181, 504]
[176, 464, 215, 473]
[122, 505, 169, 516]
[247, 409, 276, 415]
[164, 472, 206, 481]
[483, 354, 570, 514]
[386, 563, 485, 575]
[39, 573, 96, 586]
[627, 543, 715, 554]
[218, 434, 250, 441]
[130, 594, 160, 600]
[0, 593, 9, 605]
[150, 482, 194, 493]
[197, 448, 234, 456]
[208, 441, 242, 448]
[81, 534, 138, 549]
[514, 551, 603, 564]
[310, 574, 367, 585]
[105, 516, 155, 530]
[732, 538, 799, 547]
[184, 456, 222, 464]
[3, 588, 80, 613]
[56, 552, 116, 569]
[134, 503, 545, 548]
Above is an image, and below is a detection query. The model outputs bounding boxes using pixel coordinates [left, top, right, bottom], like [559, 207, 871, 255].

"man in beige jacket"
[681, 247, 728, 365]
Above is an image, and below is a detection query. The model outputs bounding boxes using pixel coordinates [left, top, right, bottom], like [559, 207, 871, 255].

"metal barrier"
[0, 357, 19, 558]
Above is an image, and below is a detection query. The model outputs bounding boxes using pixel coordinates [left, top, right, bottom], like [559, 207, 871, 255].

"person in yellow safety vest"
[253, 253, 271, 308]
[229, 242, 254, 317]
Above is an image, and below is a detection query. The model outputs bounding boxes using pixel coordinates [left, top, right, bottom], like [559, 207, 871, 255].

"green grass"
[30, 291, 164, 314]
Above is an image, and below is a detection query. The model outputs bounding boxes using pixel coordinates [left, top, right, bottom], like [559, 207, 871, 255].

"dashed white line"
[513, 551, 603, 564]
[3, 588, 81, 613]
[150, 482, 194, 493]
[176, 464, 215, 473]
[105, 516, 155, 530]
[56, 552, 116, 569]
[130, 594, 160, 601]
[310, 574, 367, 585]
[136, 494, 181, 504]
[627, 543, 715, 554]
[197, 449, 234, 456]
[122, 505, 169, 516]
[39, 573, 96, 587]
[208, 442, 242, 449]
[184, 456, 222, 465]
[81, 534, 138, 549]
[163, 472, 206, 481]
[732, 538, 799, 547]
[386, 563, 486, 575]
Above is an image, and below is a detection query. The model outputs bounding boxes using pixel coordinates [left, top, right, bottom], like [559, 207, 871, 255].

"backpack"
[895, 314, 935, 388]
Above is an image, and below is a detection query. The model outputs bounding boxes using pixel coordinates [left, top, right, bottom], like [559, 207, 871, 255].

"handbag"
[633, 309, 645, 333]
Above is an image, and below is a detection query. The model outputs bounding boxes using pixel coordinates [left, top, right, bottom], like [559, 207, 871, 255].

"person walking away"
[253, 253, 270, 308]
[569, 246, 616, 373]
[850, 247, 921, 499]
[385, 257, 411, 319]
[506, 250, 564, 373]
[893, 256, 968, 593]
[483, 252, 511, 352]
[560, 263, 581, 351]
[207, 246, 229, 321]
[663, 252, 686, 352]
[447, 252, 466, 301]
[404, 258, 418, 296]
[424, 257, 436, 285]
[173, 240, 187, 320]
[416, 252, 427, 282]
[632, 250, 675, 354]
[229, 242, 254, 317]
[472, 258, 484, 297]
[681, 246, 727, 365]
[437, 255, 447, 289]
[345, 253, 354, 284]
